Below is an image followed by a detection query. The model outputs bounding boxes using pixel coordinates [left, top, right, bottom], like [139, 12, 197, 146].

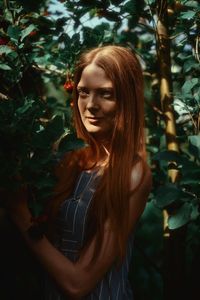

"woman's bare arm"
[10, 162, 152, 299]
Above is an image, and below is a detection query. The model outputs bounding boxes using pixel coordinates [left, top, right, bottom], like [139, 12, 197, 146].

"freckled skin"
[77, 64, 117, 141]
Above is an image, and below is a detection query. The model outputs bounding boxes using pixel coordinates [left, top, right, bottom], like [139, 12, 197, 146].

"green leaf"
[183, 59, 199, 72]
[154, 183, 183, 208]
[58, 133, 86, 153]
[146, 145, 159, 154]
[32, 115, 65, 149]
[0, 45, 13, 55]
[182, 78, 199, 94]
[188, 135, 200, 158]
[7, 25, 21, 42]
[144, 0, 155, 4]
[168, 203, 192, 229]
[0, 63, 12, 70]
[45, 115, 65, 140]
[121, 0, 137, 13]
[185, 1, 199, 8]
[188, 135, 200, 149]
[21, 24, 37, 41]
[180, 11, 196, 20]
[15, 100, 34, 115]
[181, 169, 200, 184]
[190, 203, 199, 220]
[153, 150, 183, 164]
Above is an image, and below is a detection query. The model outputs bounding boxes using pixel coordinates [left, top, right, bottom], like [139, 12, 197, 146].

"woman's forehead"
[78, 64, 113, 88]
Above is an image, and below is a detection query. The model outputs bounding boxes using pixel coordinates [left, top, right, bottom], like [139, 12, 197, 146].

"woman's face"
[77, 63, 117, 141]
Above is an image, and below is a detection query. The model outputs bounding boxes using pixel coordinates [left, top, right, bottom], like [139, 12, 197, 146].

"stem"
[156, 0, 179, 182]
[4, 0, 9, 9]
[155, 2, 187, 300]
[4, 0, 15, 24]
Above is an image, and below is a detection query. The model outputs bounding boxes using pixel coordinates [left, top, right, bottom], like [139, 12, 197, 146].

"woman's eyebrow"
[97, 87, 113, 90]
[77, 87, 113, 92]
[77, 86, 113, 89]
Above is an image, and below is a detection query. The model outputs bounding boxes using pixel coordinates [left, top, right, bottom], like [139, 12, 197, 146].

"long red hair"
[51, 45, 145, 262]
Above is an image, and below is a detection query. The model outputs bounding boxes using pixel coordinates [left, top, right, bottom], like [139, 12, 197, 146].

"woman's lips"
[86, 117, 103, 123]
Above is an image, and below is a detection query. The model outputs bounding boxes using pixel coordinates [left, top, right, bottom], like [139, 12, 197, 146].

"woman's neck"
[95, 143, 110, 168]
[85, 144, 109, 171]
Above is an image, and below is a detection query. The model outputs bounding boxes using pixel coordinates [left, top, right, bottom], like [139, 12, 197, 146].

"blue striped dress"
[45, 170, 134, 299]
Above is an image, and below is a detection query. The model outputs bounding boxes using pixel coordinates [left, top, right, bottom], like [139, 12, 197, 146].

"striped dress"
[45, 170, 134, 299]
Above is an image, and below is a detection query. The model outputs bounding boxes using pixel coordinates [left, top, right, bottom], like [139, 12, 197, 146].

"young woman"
[10, 45, 152, 299]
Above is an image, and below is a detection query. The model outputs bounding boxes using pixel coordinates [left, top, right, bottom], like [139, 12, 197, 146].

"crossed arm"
[10, 162, 152, 299]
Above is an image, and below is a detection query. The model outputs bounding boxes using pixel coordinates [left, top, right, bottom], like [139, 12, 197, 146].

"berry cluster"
[63, 80, 74, 93]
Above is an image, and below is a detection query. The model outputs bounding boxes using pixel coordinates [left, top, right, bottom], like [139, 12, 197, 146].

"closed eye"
[77, 87, 114, 99]
[77, 88, 89, 98]
[98, 88, 114, 99]
[100, 91, 113, 99]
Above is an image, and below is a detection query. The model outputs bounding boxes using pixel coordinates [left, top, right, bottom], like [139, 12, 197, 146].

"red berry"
[29, 31, 37, 37]
[63, 81, 74, 92]
[0, 37, 8, 45]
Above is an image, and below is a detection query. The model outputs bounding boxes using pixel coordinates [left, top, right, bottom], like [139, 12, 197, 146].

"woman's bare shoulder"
[130, 159, 152, 192]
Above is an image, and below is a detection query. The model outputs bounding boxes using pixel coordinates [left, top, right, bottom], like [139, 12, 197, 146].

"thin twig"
[0, 93, 9, 100]
[195, 36, 200, 63]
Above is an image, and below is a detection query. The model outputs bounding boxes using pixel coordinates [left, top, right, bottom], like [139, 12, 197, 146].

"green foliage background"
[0, 0, 199, 299]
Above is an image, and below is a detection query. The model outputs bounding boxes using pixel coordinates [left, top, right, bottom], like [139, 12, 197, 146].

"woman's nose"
[86, 93, 99, 110]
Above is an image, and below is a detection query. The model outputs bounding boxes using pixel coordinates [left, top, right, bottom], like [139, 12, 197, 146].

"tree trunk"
[156, 1, 187, 299]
